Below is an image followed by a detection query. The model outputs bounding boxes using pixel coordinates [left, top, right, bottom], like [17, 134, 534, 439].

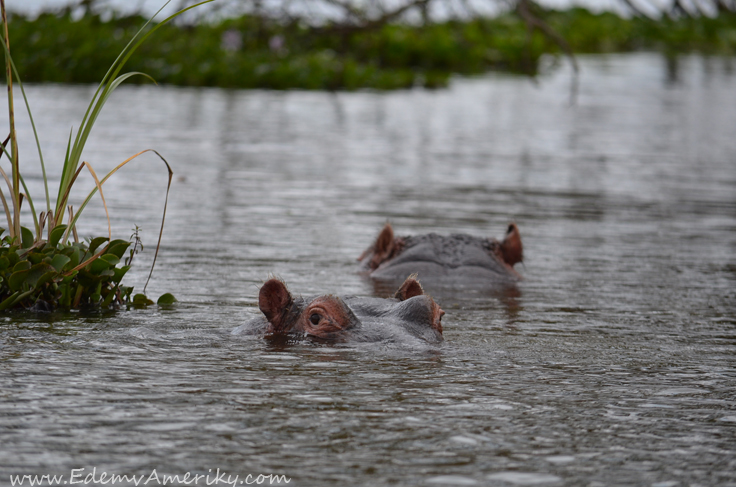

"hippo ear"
[500, 222, 523, 266]
[375, 223, 395, 256]
[361, 223, 397, 270]
[394, 275, 424, 301]
[259, 278, 293, 323]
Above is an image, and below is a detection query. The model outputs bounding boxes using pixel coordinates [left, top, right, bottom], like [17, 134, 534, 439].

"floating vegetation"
[4, 6, 736, 90]
[0, 229, 135, 311]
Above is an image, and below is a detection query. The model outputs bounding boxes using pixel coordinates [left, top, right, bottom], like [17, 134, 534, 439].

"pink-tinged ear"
[394, 275, 424, 301]
[500, 223, 523, 266]
[366, 223, 396, 270]
[259, 278, 292, 323]
[375, 223, 395, 255]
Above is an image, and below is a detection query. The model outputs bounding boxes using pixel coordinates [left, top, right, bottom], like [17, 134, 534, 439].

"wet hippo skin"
[234, 276, 444, 344]
[358, 223, 523, 284]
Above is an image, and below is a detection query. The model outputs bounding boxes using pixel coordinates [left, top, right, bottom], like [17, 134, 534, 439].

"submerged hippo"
[358, 223, 523, 284]
[234, 276, 444, 344]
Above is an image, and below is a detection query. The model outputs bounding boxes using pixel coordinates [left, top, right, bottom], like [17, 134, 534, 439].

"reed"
[0, 0, 211, 311]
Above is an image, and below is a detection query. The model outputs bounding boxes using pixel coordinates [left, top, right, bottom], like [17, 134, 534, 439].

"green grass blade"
[0, 178, 13, 233]
[0, 163, 17, 239]
[55, 129, 74, 222]
[64, 0, 214, 189]
[65, 0, 174, 172]
[55, 72, 157, 220]
[18, 173, 39, 239]
[0, 142, 19, 232]
[66, 147, 158, 230]
[62, 148, 172, 293]
[0, 35, 50, 215]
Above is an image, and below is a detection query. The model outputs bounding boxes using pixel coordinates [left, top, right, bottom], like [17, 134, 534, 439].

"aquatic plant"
[0, 0, 211, 311]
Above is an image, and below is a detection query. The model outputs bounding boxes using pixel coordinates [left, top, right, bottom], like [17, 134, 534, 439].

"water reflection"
[665, 54, 679, 85]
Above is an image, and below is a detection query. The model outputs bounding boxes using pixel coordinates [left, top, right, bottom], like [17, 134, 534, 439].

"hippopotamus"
[358, 223, 523, 284]
[233, 276, 444, 344]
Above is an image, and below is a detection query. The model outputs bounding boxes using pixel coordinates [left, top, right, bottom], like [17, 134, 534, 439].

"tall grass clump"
[0, 0, 210, 311]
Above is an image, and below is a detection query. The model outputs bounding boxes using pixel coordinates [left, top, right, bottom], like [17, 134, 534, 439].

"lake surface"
[1, 53, 735, 486]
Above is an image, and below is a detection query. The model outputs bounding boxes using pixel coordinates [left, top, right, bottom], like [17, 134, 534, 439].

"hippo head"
[257, 276, 444, 343]
[358, 223, 524, 282]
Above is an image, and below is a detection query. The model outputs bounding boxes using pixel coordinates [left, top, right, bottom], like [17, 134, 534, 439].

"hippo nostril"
[309, 313, 321, 325]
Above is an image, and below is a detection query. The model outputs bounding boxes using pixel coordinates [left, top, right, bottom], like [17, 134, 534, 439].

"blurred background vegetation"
[5, 0, 736, 90]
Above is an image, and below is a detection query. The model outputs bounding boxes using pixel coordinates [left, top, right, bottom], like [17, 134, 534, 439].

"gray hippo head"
[252, 276, 444, 344]
[358, 223, 523, 283]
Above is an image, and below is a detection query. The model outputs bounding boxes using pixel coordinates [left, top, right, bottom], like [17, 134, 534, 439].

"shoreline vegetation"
[5, 4, 736, 90]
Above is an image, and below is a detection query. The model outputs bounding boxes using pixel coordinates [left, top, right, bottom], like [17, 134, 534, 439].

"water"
[1, 53, 735, 486]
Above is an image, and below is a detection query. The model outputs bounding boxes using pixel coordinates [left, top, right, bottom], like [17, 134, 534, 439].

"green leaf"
[9, 269, 29, 292]
[157, 293, 177, 305]
[88, 236, 109, 254]
[112, 265, 131, 284]
[49, 254, 71, 272]
[12, 261, 31, 272]
[61, 273, 77, 284]
[21, 227, 34, 249]
[106, 240, 131, 259]
[133, 293, 154, 306]
[49, 225, 68, 247]
[0, 291, 20, 311]
[73, 284, 84, 307]
[9, 263, 57, 291]
[119, 286, 134, 301]
[101, 289, 118, 308]
[34, 270, 58, 289]
[0, 256, 9, 271]
[59, 283, 70, 308]
[99, 254, 120, 267]
[15, 290, 36, 306]
[78, 268, 103, 286]
[90, 257, 112, 274]
[67, 247, 82, 270]
[28, 263, 56, 285]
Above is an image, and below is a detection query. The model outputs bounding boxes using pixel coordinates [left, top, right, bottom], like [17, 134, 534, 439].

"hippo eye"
[309, 313, 321, 325]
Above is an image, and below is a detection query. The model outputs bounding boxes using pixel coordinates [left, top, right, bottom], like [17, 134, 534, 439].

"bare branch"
[318, 0, 432, 33]
[516, 0, 579, 73]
